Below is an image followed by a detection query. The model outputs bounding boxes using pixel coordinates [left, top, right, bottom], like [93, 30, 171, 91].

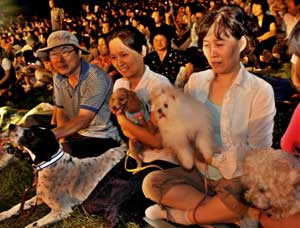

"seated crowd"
[0, 0, 299, 103]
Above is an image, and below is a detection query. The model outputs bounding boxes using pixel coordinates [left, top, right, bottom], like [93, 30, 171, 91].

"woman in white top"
[142, 6, 276, 226]
[107, 26, 172, 152]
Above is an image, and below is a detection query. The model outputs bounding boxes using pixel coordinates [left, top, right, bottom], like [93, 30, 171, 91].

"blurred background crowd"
[0, 0, 298, 111]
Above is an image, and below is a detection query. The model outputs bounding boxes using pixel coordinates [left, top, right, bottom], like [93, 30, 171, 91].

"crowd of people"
[0, 0, 298, 101]
[0, 0, 300, 227]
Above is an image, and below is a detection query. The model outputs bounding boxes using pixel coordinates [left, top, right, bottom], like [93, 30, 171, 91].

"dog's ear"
[109, 93, 115, 113]
[109, 88, 128, 114]
[126, 90, 142, 113]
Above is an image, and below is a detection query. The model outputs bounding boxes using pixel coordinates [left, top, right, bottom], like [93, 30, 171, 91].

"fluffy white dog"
[150, 87, 214, 170]
[241, 148, 300, 219]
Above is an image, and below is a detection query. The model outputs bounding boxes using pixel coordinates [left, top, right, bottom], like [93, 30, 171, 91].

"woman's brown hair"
[198, 5, 257, 57]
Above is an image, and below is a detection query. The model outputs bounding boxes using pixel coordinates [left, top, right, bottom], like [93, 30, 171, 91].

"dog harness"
[125, 102, 150, 125]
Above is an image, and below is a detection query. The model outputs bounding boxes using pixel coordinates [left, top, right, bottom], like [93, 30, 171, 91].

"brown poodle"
[241, 148, 300, 219]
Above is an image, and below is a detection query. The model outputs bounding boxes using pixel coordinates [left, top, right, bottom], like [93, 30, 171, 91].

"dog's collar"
[33, 144, 64, 171]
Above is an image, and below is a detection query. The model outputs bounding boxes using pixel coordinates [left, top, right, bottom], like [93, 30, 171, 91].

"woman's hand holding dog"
[116, 113, 162, 148]
[116, 113, 137, 140]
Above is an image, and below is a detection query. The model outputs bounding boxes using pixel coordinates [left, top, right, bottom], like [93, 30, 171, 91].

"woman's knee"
[142, 170, 163, 202]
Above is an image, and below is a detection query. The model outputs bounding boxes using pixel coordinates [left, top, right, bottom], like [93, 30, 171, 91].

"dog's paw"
[176, 148, 194, 170]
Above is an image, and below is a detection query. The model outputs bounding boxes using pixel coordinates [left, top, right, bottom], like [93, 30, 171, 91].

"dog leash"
[19, 145, 64, 216]
[191, 154, 211, 224]
[20, 170, 39, 217]
[192, 162, 209, 224]
[124, 151, 163, 174]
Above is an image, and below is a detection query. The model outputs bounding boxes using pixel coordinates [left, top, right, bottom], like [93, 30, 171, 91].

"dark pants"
[62, 133, 120, 158]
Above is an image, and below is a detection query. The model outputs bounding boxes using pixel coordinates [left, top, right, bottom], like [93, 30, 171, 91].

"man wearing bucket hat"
[37, 30, 120, 158]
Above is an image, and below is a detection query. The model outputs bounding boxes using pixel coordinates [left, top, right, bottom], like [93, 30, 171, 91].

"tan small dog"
[241, 148, 300, 219]
[109, 88, 157, 173]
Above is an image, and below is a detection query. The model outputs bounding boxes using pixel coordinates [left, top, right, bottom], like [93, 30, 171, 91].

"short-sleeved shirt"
[54, 60, 119, 140]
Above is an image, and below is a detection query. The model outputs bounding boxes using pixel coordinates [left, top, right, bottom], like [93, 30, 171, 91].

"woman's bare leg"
[161, 184, 208, 210]
[145, 184, 238, 225]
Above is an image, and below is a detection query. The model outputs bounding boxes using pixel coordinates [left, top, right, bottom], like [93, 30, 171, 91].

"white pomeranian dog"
[150, 86, 215, 170]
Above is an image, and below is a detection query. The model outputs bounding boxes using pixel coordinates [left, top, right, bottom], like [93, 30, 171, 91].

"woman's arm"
[184, 62, 194, 81]
[0, 59, 11, 85]
[0, 69, 10, 86]
[248, 81, 276, 148]
[291, 55, 300, 92]
[257, 22, 277, 43]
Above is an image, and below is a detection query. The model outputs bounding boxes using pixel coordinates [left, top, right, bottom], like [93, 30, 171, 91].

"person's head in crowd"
[37, 30, 88, 76]
[97, 35, 109, 56]
[0, 36, 8, 49]
[137, 15, 155, 36]
[38, 51, 55, 73]
[49, 0, 55, 9]
[251, 0, 270, 16]
[107, 25, 147, 79]
[33, 27, 40, 38]
[125, 8, 134, 20]
[198, 6, 256, 74]
[13, 51, 24, 72]
[26, 34, 38, 49]
[131, 15, 141, 28]
[287, 0, 300, 16]
[176, 4, 187, 17]
[49, 0, 62, 8]
[89, 31, 98, 48]
[152, 8, 165, 26]
[150, 29, 171, 51]
[2, 39, 13, 56]
[192, 5, 206, 24]
[288, 20, 300, 56]
[22, 50, 36, 65]
[102, 21, 112, 35]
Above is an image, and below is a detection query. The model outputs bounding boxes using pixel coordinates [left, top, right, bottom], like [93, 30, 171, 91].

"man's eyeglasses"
[49, 47, 75, 60]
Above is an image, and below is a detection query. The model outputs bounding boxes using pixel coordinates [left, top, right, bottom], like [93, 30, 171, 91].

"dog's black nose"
[9, 124, 16, 131]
